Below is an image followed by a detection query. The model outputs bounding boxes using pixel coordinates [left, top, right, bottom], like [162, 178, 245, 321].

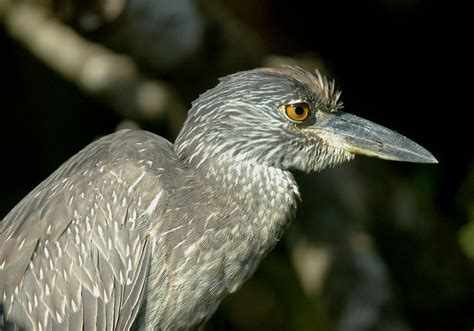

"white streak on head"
[184, 243, 196, 256]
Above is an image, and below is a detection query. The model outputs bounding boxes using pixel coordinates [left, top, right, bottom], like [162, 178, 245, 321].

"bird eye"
[285, 103, 310, 122]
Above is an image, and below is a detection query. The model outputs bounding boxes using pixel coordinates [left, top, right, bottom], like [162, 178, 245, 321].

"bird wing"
[0, 130, 173, 330]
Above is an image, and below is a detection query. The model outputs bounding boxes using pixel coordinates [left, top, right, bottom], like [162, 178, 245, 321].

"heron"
[0, 66, 436, 330]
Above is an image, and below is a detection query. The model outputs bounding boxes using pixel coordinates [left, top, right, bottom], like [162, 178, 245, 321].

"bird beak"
[311, 111, 438, 163]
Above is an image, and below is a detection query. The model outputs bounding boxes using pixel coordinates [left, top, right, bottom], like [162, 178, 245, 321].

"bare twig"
[0, 0, 186, 128]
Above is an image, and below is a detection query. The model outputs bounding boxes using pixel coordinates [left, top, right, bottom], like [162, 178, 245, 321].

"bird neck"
[197, 157, 300, 222]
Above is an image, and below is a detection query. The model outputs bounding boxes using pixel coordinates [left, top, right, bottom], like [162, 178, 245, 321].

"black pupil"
[294, 105, 305, 116]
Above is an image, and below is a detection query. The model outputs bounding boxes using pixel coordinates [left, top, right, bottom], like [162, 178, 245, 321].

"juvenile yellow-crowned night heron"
[0, 66, 436, 330]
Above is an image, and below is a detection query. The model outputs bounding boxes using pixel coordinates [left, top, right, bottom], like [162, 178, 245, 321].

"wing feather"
[0, 130, 174, 330]
[117, 238, 151, 330]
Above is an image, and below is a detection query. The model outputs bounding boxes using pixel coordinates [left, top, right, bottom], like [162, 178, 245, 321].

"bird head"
[175, 66, 437, 172]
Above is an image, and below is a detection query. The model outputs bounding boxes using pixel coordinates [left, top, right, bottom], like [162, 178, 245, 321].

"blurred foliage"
[460, 221, 474, 260]
[458, 160, 474, 260]
[0, 0, 472, 330]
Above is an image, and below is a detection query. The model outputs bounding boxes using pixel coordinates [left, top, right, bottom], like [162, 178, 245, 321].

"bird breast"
[144, 161, 299, 329]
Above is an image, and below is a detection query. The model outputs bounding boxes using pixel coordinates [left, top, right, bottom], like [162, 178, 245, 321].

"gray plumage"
[0, 66, 436, 330]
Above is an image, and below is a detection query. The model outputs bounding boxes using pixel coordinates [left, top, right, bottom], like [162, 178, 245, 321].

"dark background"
[1, 0, 472, 330]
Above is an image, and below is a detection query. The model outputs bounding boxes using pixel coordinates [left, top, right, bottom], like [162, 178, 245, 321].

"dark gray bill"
[312, 111, 438, 163]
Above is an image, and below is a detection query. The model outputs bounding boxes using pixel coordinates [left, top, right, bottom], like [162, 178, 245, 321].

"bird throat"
[200, 158, 300, 250]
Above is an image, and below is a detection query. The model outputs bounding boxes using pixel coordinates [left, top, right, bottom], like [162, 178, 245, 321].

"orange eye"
[285, 103, 310, 122]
